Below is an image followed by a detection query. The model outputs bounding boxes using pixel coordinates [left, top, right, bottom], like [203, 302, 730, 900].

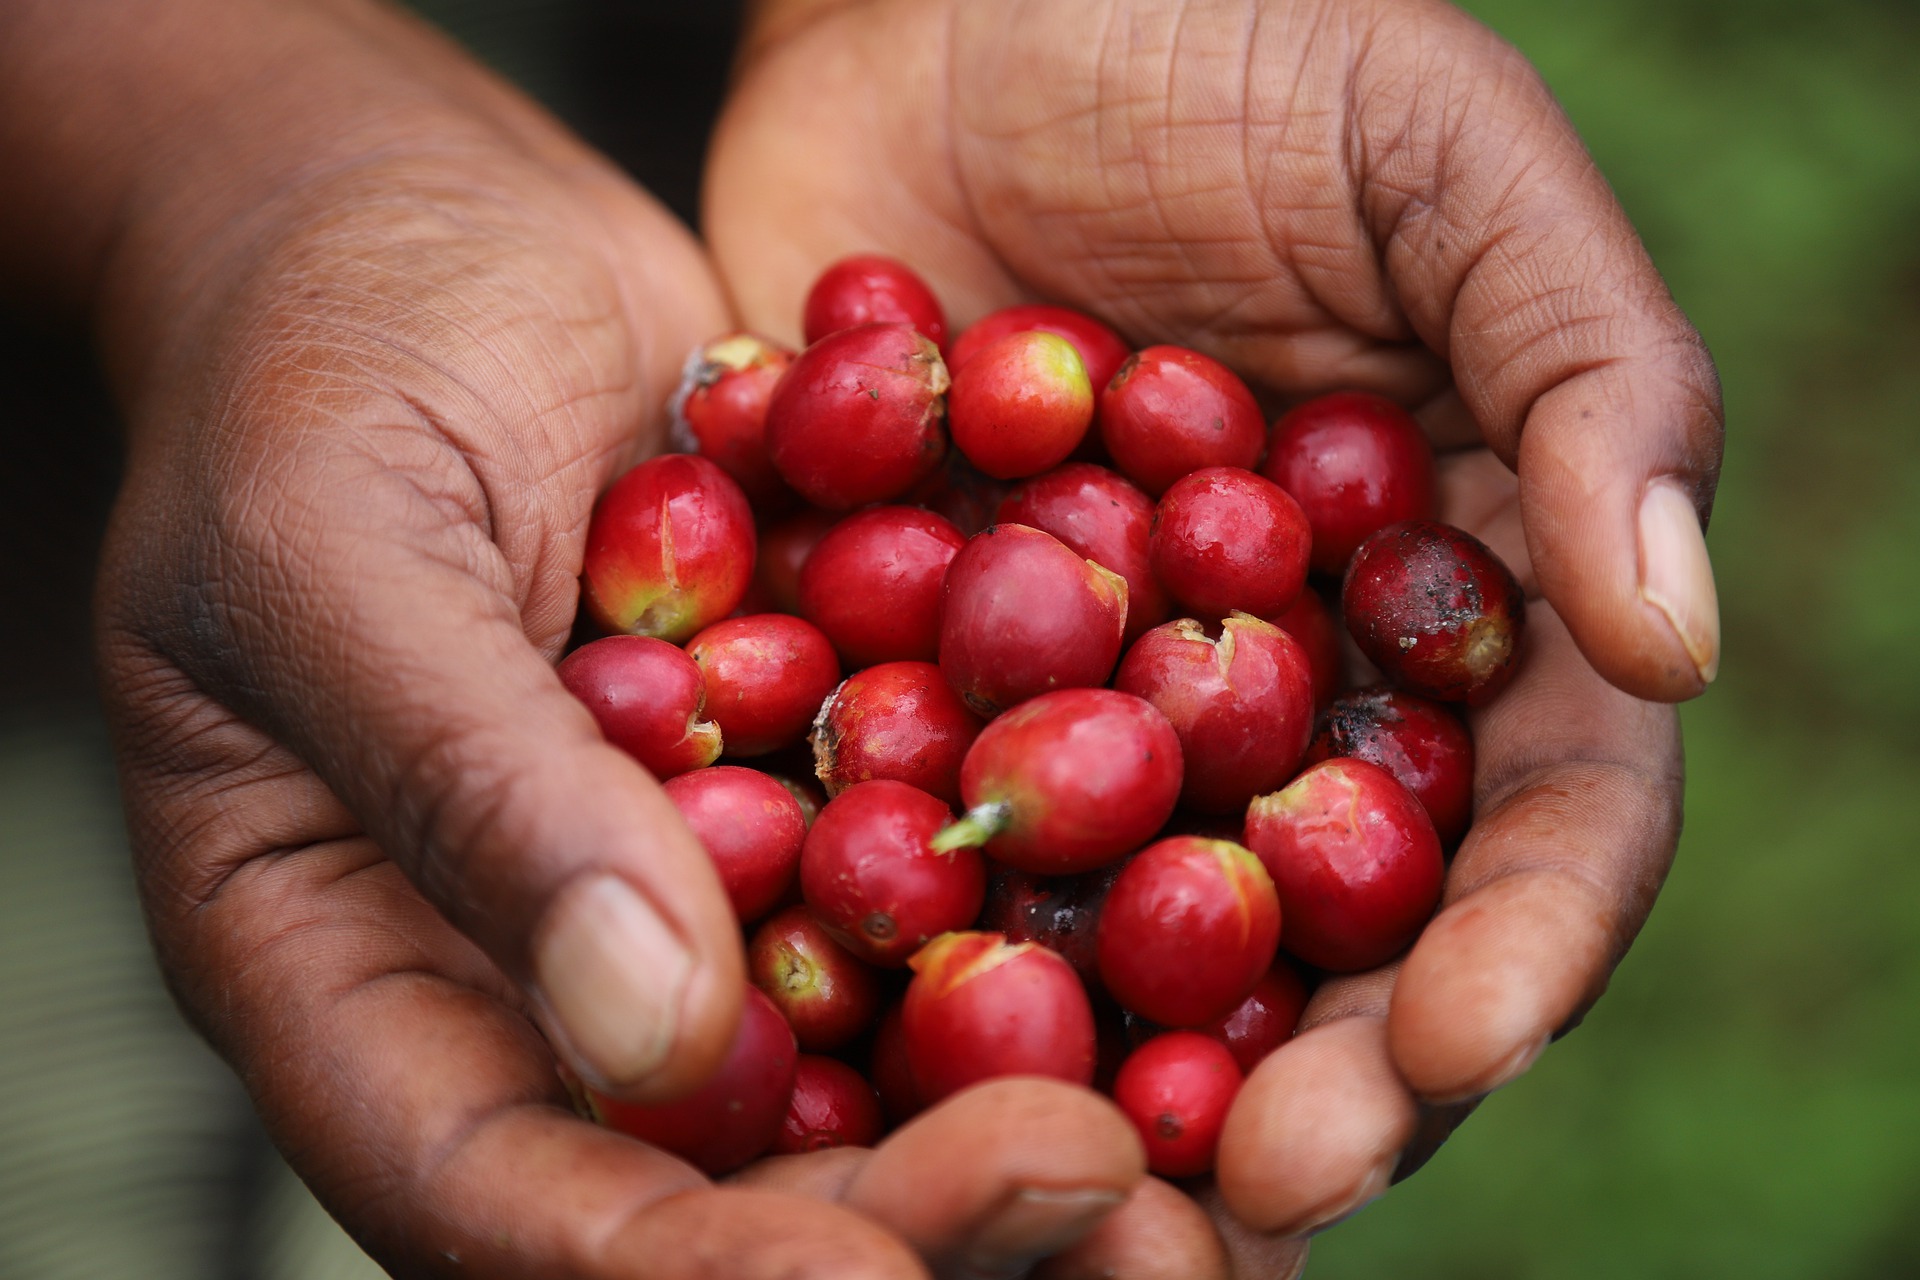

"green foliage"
[1312, 2, 1920, 1275]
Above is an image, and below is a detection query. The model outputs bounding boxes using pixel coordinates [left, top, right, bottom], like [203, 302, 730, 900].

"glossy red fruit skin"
[947, 331, 1094, 479]
[1262, 391, 1437, 575]
[1149, 467, 1311, 620]
[1269, 586, 1344, 712]
[903, 931, 1098, 1104]
[977, 866, 1121, 989]
[589, 986, 796, 1174]
[870, 1002, 922, 1127]
[766, 322, 950, 509]
[1113, 1032, 1243, 1178]
[755, 509, 836, 616]
[1343, 520, 1527, 704]
[942, 688, 1182, 874]
[1244, 758, 1445, 972]
[582, 454, 755, 641]
[811, 661, 984, 807]
[996, 463, 1170, 644]
[1200, 960, 1310, 1073]
[803, 254, 949, 351]
[1114, 614, 1316, 814]
[800, 781, 985, 966]
[670, 332, 798, 508]
[558, 636, 723, 779]
[938, 524, 1129, 717]
[686, 614, 840, 757]
[1096, 837, 1281, 1027]
[799, 506, 966, 667]
[1306, 687, 1474, 847]
[949, 303, 1131, 394]
[663, 766, 808, 922]
[748, 905, 883, 1051]
[772, 1055, 886, 1154]
[1098, 347, 1266, 495]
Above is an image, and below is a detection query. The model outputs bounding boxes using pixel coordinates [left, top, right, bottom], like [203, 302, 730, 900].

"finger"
[1035, 1177, 1232, 1280]
[137, 790, 924, 1279]
[1214, 1015, 1419, 1236]
[1358, 0, 1723, 700]
[839, 1079, 1145, 1278]
[114, 401, 746, 1101]
[1387, 603, 1682, 1102]
[731, 1147, 873, 1201]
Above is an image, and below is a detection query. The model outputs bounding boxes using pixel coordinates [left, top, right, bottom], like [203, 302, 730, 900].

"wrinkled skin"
[710, 0, 1719, 1271]
[0, 0, 1717, 1274]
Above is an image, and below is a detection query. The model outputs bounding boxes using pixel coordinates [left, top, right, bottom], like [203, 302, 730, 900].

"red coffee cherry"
[557, 635, 722, 779]
[1097, 837, 1281, 1027]
[1343, 519, 1527, 705]
[1112, 1032, 1244, 1177]
[748, 905, 883, 1052]
[1099, 346, 1265, 495]
[1149, 466, 1311, 621]
[772, 1055, 885, 1154]
[811, 660, 984, 807]
[996, 463, 1170, 644]
[670, 332, 798, 509]
[800, 506, 966, 668]
[803, 254, 949, 350]
[1306, 686, 1475, 847]
[663, 765, 808, 924]
[581, 453, 755, 642]
[1263, 391, 1437, 574]
[1244, 758, 1444, 972]
[687, 614, 841, 757]
[903, 931, 1098, 1105]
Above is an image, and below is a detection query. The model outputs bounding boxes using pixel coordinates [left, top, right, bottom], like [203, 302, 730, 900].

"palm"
[706, 0, 1702, 1266]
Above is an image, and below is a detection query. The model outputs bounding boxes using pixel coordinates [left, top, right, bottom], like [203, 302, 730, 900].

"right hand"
[64, 0, 1146, 1273]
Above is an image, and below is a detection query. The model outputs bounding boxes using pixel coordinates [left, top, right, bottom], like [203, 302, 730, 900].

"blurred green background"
[2, 0, 1916, 1276]
[1318, 1, 1920, 1276]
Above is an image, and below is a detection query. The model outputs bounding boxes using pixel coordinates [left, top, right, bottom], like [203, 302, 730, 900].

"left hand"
[705, 0, 1720, 1272]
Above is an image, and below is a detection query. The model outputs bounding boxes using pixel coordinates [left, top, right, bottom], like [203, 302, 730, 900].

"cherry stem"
[929, 801, 1011, 853]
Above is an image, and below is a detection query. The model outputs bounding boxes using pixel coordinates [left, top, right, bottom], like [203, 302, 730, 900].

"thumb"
[1364, 3, 1723, 701]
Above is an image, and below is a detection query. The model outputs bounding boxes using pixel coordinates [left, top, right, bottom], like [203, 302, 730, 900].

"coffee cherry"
[996, 463, 1170, 644]
[1112, 1032, 1243, 1177]
[938, 524, 1128, 717]
[766, 322, 949, 509]
[811, 661, 984, 807]
[557, 635, 722, 779]
[1097, 837, 1281, 1027]
[670, 332, 797, 509]
[933, 687, 1182, 874]
[1306, 687, 1475, 846]
[800, 780, 985, 966]
[1149, 467, 1311, 620]
[663, 766, 807, 923]
[687, 614, 841, 756]
[949, 303, 1131, 393]
[1343, 519, 1527, 704]
[800, 506, 966, 667]
[748, 905, 883, 1051]
[1268, 586, 1344, 711]
[903, 931, 1098, 1104]
[589, 985, 796, 1175]
[582, 453, 754, 642]
[1099, 346, 1265, 495]
[1200, 960, 1311, 1073]
[803, 254, 948, 350]
[754, 509, 836, 616]
[948, 331, 1094, 479]
[1244, 758, 1444, 972]
[1114, 613, 1315, 814]
[1263, 391, 1437, 574]
[772, 1055, 885, 1154]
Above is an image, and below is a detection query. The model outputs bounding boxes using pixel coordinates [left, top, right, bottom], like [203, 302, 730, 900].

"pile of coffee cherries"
[559, 255, 1526, 1179]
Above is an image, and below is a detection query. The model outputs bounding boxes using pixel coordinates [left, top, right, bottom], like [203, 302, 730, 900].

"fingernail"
[1293, 1160, 1393, 1237]
[534, 874, 692, 1091]
[959, 1187, 1128, 1277]
[1638, 479, 1720, 685]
